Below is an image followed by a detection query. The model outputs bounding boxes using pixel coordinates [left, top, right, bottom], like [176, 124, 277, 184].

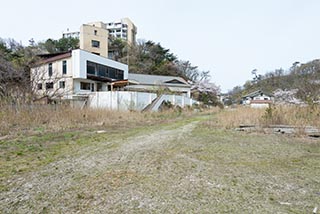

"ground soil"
[1, 116, 319, 213]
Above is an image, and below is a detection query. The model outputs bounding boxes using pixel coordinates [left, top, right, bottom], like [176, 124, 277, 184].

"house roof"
[128, 73, 189, 87]
[37, 51, 72, 64]
[242, 90, 272, 98]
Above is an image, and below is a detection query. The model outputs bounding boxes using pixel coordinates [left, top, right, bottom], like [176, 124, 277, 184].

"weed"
[208, 105, 320, 129]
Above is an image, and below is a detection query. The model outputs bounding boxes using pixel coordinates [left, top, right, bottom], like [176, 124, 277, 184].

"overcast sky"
[1, 0, 320, 92]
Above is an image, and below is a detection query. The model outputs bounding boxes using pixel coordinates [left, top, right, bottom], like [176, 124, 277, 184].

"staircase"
[142, 94, 166, 112]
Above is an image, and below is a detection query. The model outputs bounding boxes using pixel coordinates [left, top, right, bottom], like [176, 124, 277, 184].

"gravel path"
[1, 121, 198, 213]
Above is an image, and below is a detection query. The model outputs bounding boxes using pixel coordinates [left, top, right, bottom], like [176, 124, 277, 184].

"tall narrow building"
[62, 18, 137, 60]
[79, 22, 109, 58]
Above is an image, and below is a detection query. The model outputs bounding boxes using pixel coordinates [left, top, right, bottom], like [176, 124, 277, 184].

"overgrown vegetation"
[1, 112, 319, 213]
[0, 39, 39, 104]
[210, 105, 320, 129]
[229, 60, 320, 104]
[0, 106, 199, 183]
[38, 37, 79, 53]
[0, 104, 197, 137]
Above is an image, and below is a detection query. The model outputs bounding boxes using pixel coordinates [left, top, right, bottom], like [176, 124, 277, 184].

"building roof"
[37, 51, 72, 64]
[128, 73, 190, 87]
[242, 90, 272, 98]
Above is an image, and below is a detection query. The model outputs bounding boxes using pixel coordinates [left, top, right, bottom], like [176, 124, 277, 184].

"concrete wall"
[88, 91, 196, 111]
[126, 84, 191, 98]
[250, 103, 270, 108]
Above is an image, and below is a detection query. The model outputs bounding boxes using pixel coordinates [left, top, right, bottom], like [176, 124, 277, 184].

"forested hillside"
[229, 60, 320, 104]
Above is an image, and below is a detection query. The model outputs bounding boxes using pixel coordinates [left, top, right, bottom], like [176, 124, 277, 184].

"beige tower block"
[80, 22, 109, 57]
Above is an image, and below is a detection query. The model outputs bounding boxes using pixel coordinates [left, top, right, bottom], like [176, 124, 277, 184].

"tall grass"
[0, 104, 192, 136]
[213, 105, 320, 128]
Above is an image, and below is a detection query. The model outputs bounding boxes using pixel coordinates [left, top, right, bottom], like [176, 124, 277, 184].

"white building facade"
[106, 18, 137, 44]
[31, 49, 128, 100]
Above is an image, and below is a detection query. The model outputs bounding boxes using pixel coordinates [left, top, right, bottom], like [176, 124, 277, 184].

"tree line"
[228, 60, 320, 104]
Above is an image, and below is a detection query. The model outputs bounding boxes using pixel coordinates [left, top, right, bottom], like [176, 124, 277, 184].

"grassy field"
[0, 109, 319, 213]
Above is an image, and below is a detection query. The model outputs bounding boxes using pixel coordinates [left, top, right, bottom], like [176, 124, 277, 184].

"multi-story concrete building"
[62, 18, 137, 59]
[80, 22, 109, 58]
[106, 18, 137, 44]
[31, 49, 128, 100]
[62, 30, 80, 39]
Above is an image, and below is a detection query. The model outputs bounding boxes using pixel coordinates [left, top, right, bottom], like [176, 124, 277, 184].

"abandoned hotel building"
[31, 18, 195, 110]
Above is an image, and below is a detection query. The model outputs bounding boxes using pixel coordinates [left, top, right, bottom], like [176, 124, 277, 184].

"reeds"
[213, 105, 320, 128]
[0, 104, 188, 136]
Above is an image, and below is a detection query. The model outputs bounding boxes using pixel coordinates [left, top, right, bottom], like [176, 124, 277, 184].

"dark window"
[80, 82, 91, 90]
[86, 61, 124, 80]
[48, 63, 52, 76]
[108, 51, 114, 59]
[59, 81, 65, 88]
[91, 40, 100, 48]
[62, 60, 67, 74]
[46, 82, 54, 89]
[116, 70, 124, 79]
[37, 83, 43, 90]
[94, 30, 97, 35]
[87, 61, 96, 75]
[108, 67, 116, 77]
[97, 83, 102, 91]
[98, 64, 108, 77]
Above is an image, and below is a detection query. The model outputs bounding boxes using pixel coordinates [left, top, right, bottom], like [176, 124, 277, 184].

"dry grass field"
[0, 106, 319, 213]
[213, 105, 320, 129]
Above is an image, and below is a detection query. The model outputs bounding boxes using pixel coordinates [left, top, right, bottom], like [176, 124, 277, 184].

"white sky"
[1, 0, 320, 92]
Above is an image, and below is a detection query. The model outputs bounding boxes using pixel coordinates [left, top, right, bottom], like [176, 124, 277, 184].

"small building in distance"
[242, 90, 273, 108]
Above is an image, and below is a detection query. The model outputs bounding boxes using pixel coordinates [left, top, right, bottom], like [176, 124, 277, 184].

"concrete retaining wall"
[88, 91, 196, 111]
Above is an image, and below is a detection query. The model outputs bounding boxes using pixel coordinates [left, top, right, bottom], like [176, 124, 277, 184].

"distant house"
[31, 49, 128, 100]
[126, 73, 191, 98]
[242, 90, 273, 108]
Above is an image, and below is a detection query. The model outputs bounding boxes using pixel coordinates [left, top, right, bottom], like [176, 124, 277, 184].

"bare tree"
[0, 51, 31, 105]
[30, 64, 73, 103]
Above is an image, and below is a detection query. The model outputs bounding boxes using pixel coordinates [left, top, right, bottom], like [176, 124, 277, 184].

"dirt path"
[1, 121, 199, 213]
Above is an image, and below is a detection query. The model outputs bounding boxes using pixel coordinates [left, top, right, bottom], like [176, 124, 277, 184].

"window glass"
[59, 81, 65, 88]
[86, 61, 124, 80]
[46, 82, 53, 89]
[48, 63, 52, 76]
[80, 82, 91, 90]
[91, 40, 100, 48]
[87, 61, 96, 75]
[62, 60, 67, 74]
